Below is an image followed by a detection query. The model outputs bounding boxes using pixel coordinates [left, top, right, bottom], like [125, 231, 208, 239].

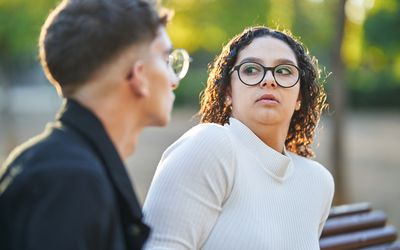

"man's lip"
[256, 94, 279, 103]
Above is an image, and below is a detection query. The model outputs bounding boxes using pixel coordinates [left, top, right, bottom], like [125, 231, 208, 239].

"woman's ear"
[126, 61, 149, 97]
[295, 91, 302, 111]
[225, 95, 232, 106]
[225, 87, 232, 105]
[295, 100, 301, 111]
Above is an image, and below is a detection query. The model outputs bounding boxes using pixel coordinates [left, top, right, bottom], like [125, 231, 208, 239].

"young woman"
[143, 26, 334, 250]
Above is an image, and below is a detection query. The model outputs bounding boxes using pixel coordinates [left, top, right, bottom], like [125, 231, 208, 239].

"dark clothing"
[0, 99, 150, 250]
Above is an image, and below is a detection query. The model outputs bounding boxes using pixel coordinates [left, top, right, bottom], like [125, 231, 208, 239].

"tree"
[330, 0, 348, 204]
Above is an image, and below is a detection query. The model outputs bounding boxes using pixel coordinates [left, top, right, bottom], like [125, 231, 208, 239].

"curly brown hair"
[199, 26, 327, 158]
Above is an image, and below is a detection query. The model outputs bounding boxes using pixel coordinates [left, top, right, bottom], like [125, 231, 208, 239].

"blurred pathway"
[1, 108, 399, 229]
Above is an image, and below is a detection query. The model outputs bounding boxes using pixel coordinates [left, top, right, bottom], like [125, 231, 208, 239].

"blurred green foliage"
[0, 0, 399, 109]
[0, 0, 55, 63]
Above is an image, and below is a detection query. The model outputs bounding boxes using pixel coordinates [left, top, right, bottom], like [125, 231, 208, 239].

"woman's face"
[229, 36, 301, 130]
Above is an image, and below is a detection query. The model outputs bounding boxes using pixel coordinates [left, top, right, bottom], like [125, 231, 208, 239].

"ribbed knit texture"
[143, 118, 334, 250]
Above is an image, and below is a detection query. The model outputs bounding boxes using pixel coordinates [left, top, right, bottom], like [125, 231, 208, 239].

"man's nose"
[171, 82, 178, 90]
[171, 74, 180, 90]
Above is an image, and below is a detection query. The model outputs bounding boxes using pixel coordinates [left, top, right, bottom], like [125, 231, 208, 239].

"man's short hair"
[39, 0, 169, 96]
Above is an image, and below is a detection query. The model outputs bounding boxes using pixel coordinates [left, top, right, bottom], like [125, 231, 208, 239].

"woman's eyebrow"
[239, 57, 297, 66]
[275, 58, 297, 65]
[239, 57, 263, 64]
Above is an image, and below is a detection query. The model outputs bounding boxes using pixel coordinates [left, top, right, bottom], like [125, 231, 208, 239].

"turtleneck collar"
[225, 117, 294, 182]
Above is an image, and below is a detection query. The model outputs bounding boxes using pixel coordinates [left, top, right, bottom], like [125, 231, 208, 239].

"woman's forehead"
[236, 36, 298, 66]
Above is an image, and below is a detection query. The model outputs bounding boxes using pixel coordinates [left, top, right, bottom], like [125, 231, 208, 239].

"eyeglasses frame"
[229, 61, 300, 88]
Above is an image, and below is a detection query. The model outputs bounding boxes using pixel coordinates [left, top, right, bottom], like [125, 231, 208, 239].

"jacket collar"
[57, 98, 143, 219]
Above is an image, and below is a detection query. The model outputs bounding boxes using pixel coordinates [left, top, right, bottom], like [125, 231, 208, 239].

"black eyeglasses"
[229, 61, 300, 88]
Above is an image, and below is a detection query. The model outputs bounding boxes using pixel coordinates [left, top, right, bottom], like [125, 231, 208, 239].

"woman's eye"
[244, 67, 257, 73]
[275, 66, 292, 75]
[242, 65, 261, 75]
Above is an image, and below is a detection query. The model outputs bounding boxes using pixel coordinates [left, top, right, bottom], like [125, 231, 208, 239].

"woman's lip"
[256, 94, 279, 104]
[257, 99, 279, 105]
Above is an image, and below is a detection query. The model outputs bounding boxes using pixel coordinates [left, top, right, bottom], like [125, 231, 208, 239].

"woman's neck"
[244, 120, 289, 154]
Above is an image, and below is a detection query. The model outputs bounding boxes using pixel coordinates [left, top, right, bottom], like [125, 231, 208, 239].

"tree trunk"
[331, 0, 348, 205]
[0, 67, 17, 162]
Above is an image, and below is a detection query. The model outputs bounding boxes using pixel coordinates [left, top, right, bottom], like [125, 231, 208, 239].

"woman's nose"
[260, 71, 277, 88]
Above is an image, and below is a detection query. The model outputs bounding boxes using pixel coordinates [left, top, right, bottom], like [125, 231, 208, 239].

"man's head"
[39, 0, 168, 96]
[39, 0, 191, 158]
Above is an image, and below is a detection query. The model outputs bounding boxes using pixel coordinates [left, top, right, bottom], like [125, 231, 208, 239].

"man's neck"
[72, 92, 145, 161]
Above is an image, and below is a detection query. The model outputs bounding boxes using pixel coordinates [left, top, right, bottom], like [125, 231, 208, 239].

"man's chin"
[157, 106, 173, 126]
[157, 118, 169, 127]
[160, 113, 172, 126]
[147, 114, 171, 127]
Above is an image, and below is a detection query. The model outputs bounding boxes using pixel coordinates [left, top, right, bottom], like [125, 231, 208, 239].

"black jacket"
[0, 99, 150, 250]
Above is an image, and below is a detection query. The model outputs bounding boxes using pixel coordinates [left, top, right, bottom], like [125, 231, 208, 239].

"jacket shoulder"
[1, 125, 108, 197]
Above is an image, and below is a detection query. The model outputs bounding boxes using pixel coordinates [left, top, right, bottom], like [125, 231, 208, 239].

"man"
[0, 0, 190, 249]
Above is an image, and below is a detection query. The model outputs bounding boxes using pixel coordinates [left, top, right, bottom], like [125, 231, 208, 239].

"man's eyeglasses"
[229, 61, 300, 88]
[168, 49, 191, 80]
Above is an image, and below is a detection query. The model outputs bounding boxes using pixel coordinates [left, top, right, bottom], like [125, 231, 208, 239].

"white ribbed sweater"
[143, 118, 334, 250]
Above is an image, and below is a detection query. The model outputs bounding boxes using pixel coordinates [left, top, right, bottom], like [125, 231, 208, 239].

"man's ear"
[126, 61, 149, 97]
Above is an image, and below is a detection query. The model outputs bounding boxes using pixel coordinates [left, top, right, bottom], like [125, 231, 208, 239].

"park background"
[1, 0, 399, 230]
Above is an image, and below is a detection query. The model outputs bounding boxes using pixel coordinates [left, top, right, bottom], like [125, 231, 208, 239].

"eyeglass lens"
[169, 49, 190, 80]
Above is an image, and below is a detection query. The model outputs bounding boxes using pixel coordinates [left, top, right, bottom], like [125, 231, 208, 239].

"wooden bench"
[320, 203, 400, 250]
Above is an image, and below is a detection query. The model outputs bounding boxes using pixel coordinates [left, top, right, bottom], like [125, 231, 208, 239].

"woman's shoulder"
[289, 153, 334, 182]
[186, 122, 229, 136]
[179, 122, 231, 144]
[289, 153, 334, 196]
[156, 123, 237, 187]
[163, 122, 233, 158]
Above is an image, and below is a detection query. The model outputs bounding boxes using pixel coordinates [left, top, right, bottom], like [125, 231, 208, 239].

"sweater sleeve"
[318, 167, 335, 237]
[143, 124, 235, 250]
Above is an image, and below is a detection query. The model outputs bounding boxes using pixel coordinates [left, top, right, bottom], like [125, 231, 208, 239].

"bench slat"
[359, 240, 400, 250]
[320, 225, 398, 250]
[328, 202, 372, 219]
[322, 211, 387, 236]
